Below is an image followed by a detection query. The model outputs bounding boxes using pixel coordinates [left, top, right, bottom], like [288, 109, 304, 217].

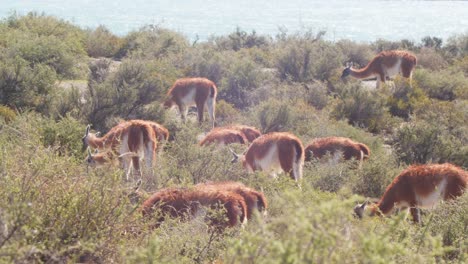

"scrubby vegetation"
[0, 13, 467, 263]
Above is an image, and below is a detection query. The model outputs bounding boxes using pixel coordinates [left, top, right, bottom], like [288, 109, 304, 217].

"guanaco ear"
[361, 201, 368, 209]
[353, 201, 367, 219]
[228, 147, 239, 163]
[84, 124, 91, 136]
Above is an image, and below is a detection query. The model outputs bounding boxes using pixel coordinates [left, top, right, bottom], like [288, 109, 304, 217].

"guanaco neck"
[375, 188, 397, 216]
[86, 134, 109, 149]
[349, 65, 377, 79]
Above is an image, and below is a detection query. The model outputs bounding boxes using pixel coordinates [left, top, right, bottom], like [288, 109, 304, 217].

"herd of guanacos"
[81, 50, 466, 228]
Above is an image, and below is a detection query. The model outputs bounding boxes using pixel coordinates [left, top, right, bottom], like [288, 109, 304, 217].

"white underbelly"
[255, 145, 282, 173]
[384, 59, 402, 78]
[180, 88, 197, 106]
[415, 179, 447, 209]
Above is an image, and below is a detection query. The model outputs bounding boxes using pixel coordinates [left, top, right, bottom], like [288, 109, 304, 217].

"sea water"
[1, 0, 467, 42]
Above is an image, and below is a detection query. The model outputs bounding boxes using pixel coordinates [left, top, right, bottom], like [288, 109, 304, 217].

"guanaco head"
[341, 62, 353, 79]
[228, 147, 249, 172]
[228, 147, 242, 164]
[163, 96, 175, 109]
[354, 200, 381, 219]
[82, 125, 101, 151]
[82, 125, 91, 150]
[85, 148, 98, 172]
[85, 148, 116, 173]
[353, 201, 368, 219]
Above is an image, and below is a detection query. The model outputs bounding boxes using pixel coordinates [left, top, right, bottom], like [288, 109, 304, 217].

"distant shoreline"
[2, 0, 468, 42]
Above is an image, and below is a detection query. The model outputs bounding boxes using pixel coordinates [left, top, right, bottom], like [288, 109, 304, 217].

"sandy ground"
[56, 79, 88, 91]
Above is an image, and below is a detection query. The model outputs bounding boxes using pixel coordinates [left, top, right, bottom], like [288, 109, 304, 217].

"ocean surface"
[1, 0, 467, 42]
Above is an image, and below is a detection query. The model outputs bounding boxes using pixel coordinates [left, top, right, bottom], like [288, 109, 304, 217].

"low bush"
[304, 81, 329, 110]
[443, 34, 468, 59]
[392, 118, 467, 167]
[0, 54, 58, 114]
[330, 83, 396, 133]
[219, 56, 263, 109]
[213, 27, 270, 51]
[215, 100, 240, 124]
[413, 69, 468, 100]
[0, 113, 137, 263]
[85, 25, 123, 58]
[387, 77, 428, 119]
[427, 193, 468, 260]
[256, 99, 294, 133]
[84, 58, 173, 130]
[350, 149, 400, 198]
[336, 39, 374, 68]
[182, 46, 226, 85]
[117, 26, 189, 60]
[0, 105, 16, 123]
[416, 47, 448, 71]
[275, 32, 341, 83]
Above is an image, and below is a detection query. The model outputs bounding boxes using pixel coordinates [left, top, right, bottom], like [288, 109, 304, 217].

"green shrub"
[421, 36, 443, 50]
[40, 115, 87, 158]
[414, 69, 468, 100]
[276, 37, 342, 83]
[88, 58, 112, 84]
[215, 100, 240, 124]
[0, 105, 16, 122]
[54, 85, 86, 119]
[371, 39, 405, 52]
[304, 81, 329, 110]
[416, 47, 448, 71]
[350, 149, 400, 198]
[84, 58, 173, 130]
[0, 54, 58, 114]
[0, 113, 137, 262]
[3, 13, 87, 79]
[4, 12, 86, 54]
[387, 77, 428, 119]
[453, 55, 468, 76]
[221, 188, 447, 263]
[444, 34, 468, 59]
[410, 100, 467, 167]
[213, 27, 270, 51]
[392, 118, 467, 167]
[330, 83, 396, 133]
[256, 99, 294, 133]
[117, 26, 189, 59]
[427, 193, 468, 261]
[219, 56, 263, 108]
[182, 46, 226, 85]
[305, 160, 355, 193]
[85, 25, 123, 58]
[336, 39, 374, 68]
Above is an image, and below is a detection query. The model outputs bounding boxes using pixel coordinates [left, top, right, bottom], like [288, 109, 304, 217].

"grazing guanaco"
[82, 120, 157, 180]
[142, 187, 247, 229]
[341, 50, 417, 89]
[223, 125, 262, 143]
[195, 181, 268, 219]
[354, 163, 467, 223]
[231, 132, 304, 182]
[305, 137, 370, 168]
[199, 128, 247, 147]
[164, 77, 217, 128]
